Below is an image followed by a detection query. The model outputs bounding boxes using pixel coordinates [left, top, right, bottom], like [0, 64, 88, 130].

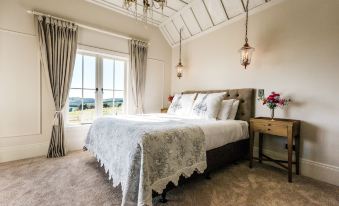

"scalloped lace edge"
[86, 145, 207, 206]
[150, 161, 207, 194]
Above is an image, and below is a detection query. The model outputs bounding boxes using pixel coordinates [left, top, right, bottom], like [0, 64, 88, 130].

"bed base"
[153, 138, 249, 202]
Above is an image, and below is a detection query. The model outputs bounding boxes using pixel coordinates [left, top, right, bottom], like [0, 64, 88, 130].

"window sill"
[65, 123, 92, 128]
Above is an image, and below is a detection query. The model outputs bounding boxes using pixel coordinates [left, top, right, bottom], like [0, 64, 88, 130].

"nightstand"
[160, 108, 168, 113]
[249, 117, 301, 182]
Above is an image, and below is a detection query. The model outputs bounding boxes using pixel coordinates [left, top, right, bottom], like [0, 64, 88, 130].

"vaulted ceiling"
[87, 0, 279, 46]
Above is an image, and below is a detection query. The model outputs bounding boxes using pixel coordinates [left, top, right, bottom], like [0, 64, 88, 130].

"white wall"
[0, 0, 171, 162]
[171, 0, 339, 185]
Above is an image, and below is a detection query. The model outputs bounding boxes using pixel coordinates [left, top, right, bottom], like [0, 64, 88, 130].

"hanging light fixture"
[239, 0, 255, 69]
[123, 0, 167, 23]
[176, 28, 184, 79]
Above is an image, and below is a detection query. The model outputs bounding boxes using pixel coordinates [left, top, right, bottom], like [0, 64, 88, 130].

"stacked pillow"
[217, 99, 240, 120]
[167, 93, 197, 116]
[191, 92, 226, 120]
[167, 92, 240, 120]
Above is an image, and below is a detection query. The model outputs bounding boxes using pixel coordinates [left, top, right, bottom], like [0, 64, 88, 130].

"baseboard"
[253, 147, 339, 186]
[0, 142, 49, 163]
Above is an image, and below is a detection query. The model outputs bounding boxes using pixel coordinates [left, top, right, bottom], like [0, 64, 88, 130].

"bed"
[84, 88, 254, 206]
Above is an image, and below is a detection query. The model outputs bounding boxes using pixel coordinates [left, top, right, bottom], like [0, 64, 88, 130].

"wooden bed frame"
[154, 89, 255, 203]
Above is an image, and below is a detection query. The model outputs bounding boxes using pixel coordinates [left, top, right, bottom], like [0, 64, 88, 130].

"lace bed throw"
[85, 115, 207, 206]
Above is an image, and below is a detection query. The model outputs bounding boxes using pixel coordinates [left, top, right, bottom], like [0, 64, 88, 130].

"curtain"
[129, 39, 148, 114]
[35, 15, 78, 158]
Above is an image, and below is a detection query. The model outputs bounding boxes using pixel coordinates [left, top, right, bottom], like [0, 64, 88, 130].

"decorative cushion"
[228, 100, 240, 120]
[167, 93, 197, 116]
[191, 92, 226, 120]
[217, 99, 236, 120]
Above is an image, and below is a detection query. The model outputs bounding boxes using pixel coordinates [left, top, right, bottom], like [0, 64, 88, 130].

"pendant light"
[239, 0, 255, 69]
[176, 28, 184, 79]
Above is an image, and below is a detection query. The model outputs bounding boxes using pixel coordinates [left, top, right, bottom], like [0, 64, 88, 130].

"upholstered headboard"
[182, 89, 255, 122]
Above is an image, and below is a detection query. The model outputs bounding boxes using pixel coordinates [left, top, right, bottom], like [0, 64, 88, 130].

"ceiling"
[87, 0, 280, 46]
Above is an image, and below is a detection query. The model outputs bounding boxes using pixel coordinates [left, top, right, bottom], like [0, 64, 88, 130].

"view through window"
[68, 52, 127, 125]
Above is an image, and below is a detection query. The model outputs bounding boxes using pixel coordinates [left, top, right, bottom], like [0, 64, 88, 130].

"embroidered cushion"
[167, 93, 197, 116]
[191, 92, 226, 120]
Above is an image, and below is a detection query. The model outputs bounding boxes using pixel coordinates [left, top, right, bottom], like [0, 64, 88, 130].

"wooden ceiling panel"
[248, 0, 266, 9]
[87, 0, 283, 46]
[191, 1, 213, 30]
[181, 8, 202, 35]
[172, 16, 191, 39]
[204, 0, 228, 24]
[221, 0, 244, 18]
[165, 22, 180, 43]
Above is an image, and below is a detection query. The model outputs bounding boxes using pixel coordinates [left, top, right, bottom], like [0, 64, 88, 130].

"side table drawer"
[252, 122, 288, 137]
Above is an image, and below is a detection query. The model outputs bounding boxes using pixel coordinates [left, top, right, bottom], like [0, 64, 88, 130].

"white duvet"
[132, 113, 249, 151]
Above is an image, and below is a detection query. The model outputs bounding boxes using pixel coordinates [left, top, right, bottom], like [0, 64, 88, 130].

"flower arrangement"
[258, 92, 290, 119]
[168, 95, 174, 103]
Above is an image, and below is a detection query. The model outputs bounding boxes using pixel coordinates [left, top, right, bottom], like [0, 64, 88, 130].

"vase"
[270, 108, 275, 120]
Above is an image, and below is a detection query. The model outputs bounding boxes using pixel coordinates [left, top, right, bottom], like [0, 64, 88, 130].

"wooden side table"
[249, 117, 301, 182]
[160, 108, 168, 113]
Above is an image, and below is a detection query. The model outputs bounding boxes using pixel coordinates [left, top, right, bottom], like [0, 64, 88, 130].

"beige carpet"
[1, 151, 338, 206]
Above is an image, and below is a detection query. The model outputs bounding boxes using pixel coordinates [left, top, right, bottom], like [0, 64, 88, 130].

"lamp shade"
[239, 42, 255, 69]
[176, 62, 183, 79]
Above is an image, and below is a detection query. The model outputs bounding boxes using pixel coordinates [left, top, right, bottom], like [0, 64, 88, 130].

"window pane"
[68, 89, 82, 125]
[71, 54, 82, 88]
[114, 91, 124, 115]
[82, 89, 96, 123]
[114, 60, 125, 90]
[103, 58, 114, 90]
[103, 90, 114, 116]
[83, 55, 96, 89]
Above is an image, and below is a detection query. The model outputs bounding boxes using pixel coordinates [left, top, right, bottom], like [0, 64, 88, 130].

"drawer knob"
[267, 128, 271, 131]
[268, 124, 271, 126]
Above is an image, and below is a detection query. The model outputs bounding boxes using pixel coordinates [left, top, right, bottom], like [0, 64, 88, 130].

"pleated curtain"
[129, 39, 148, 114]
[35, 15, 78, 158]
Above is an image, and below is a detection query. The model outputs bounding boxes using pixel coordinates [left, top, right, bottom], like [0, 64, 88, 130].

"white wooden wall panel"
[143, 60, 164, 113]
[0, 30, 41, 137]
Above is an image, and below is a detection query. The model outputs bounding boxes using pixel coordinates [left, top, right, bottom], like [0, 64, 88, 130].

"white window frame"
[65, 48, 128, 126]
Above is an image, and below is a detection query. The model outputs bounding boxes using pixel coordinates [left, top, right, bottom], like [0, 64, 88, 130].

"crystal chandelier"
[239, 0, 255, 69]
[123, 0, 167, 22]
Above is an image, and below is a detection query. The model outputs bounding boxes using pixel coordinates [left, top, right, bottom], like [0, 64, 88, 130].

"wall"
[171, 0, 339, 185]
[0, 0, 171, 162]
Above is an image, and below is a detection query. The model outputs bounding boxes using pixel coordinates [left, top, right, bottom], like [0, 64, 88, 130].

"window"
[68, 52, 127, 125]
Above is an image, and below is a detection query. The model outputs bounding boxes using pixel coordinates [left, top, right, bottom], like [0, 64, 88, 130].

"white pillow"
[217, 99, 236, 120]
[167, 93, 197, 116]
[191, 92, 226, 120]
[228, 100, 240, 120]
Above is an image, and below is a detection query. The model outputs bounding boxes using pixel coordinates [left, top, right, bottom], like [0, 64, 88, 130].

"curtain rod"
[27, 10, 133, 40]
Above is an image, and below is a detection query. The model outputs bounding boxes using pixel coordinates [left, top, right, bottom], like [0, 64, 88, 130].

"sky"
[70, 54, 125, 99]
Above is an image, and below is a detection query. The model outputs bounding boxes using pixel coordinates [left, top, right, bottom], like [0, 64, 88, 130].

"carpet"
[0, 151, 338, 206]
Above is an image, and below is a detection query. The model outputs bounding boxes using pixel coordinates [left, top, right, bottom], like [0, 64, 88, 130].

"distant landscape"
[68, 97, 124, 124]
[69, 97, 123, 111]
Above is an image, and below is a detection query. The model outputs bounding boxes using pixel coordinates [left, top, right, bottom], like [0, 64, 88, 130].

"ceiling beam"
[180, 14, 193, 36]
[190, 7, 203, 32]
[202, 0, 215, 26]
[220, 0, 230, 20]
[163, 25, 175, 44]
[159, 0, 201, 27]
